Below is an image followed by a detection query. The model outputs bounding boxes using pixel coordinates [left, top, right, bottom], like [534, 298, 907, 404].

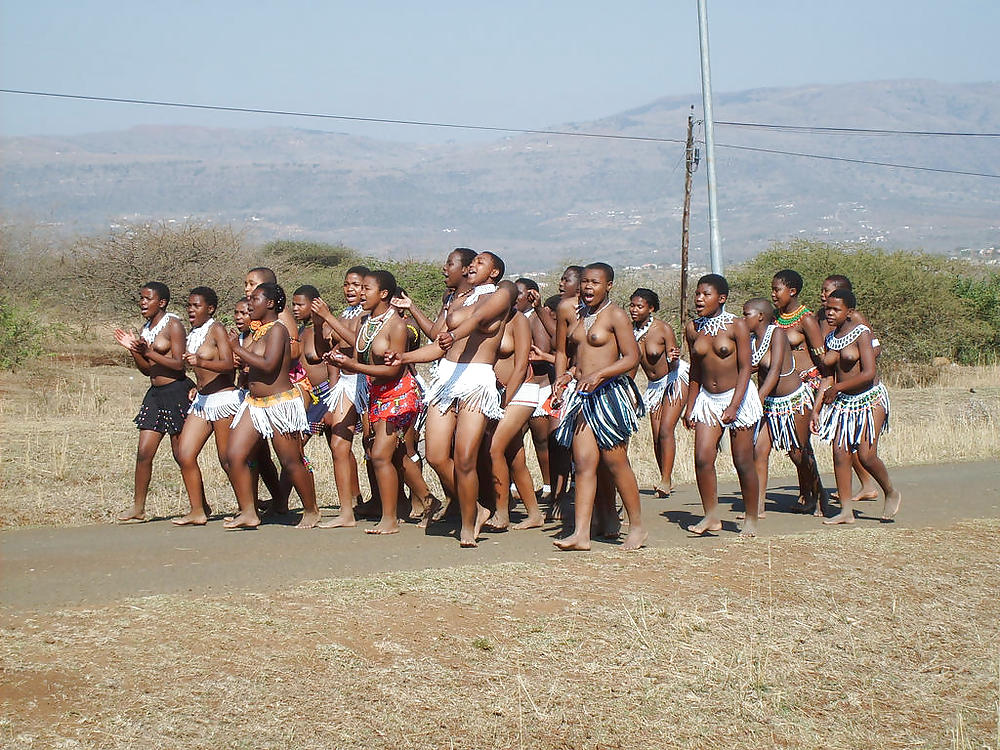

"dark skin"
[551, 267, 646, 552]
[224, 288, 320, 530]
[172, 294, 238, 526]
[517, 283, 555, 492]
[113, 287, 188, 522]
[629, 295, 685, 497]
[810, 297, 901, 524]
[683, 283, 760, 537]
[324, 276, 421, 535]
[386, 255, 517, 547]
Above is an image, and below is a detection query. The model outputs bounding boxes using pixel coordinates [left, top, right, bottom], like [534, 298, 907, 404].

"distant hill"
[2, 79, 998, 270]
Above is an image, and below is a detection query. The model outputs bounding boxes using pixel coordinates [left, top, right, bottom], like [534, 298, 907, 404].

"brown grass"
[1, 345, 998, 528]
[1, 521, 997, 749]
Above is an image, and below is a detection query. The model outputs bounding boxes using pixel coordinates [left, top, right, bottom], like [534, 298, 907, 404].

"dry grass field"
[1, 521, 998, 749]
[0, 344, 997, 528]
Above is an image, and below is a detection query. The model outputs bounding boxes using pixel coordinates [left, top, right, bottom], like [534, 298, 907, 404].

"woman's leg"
[453, 406, 491, 547]
[599, 442, 646, 550]
[789, 408, 826, 515]
[657, 391, 686, 494]
[270, 430, 320, 528]
[119, 429, 166, 521]
[253, 441, 281, 512]
[225, 417, 264, 529]
[854, 405, 901, 519]
[752, 424, 772, 520]
[424, 407, 458, 501]
[509, 439, 543, 529]
[824, 441, 856, 525]
[319, 399, 361, 527]
[730, 427, 760, 537]
[554, 418, 599, 551]
[172, 415, 214, 525]
[689, 421, 724, 534]
[367, 419, 402, 534]
[486, 405, 533, 530]
[528, 415, 552, 489]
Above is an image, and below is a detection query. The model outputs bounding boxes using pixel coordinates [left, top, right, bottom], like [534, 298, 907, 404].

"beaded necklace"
[633, 318, 653, 342]
[750, 324, 776, 367]
[251, 320, 279, 343]
[776, 304, 810, 329]
[341, 304, 364, 320]
[355, 307, 396, 364]
[186, 318, 215, 354]
[694, 309, 735, 337]
[463, 283, 497, 308]
[826, 324, 870, 351]
[581, 298, 611, 333]
[140, 311, 180, 345]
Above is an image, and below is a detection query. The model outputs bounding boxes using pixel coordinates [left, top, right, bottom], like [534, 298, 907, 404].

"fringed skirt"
[188, 388, 244, 422]
[232, 387, 309, 439]
[508, 381, 541, 411]
[306, 379, 333, 434]
[644, 360, 690, 414]
[369, 371, 422, 431]
[135, 378, 195, 435]
[326, 371, 368, 415]
[816, 382, 890, 453]
[424, 358, 504, 421]
[755, 382, 812, 450]
[554, 375, 646, 450]
[689, 386, 763, 430]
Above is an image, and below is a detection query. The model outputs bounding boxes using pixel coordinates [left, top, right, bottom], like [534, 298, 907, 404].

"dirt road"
[2, 461, 997, 611]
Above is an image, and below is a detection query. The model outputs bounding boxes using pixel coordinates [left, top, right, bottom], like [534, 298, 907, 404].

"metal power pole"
[697, 0, 723, 274]
[680, 108, 695, 328]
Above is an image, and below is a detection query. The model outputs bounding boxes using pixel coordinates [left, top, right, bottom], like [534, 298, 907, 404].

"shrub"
[729, 240, 994, 364]
[0, 296, 46, 370]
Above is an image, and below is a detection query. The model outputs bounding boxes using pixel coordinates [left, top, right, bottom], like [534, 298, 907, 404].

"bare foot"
[849, 484, 880, 503]
[822, 510, 856, 525]
[881, 490, 902, 521]
[553, 532, 591, 551]
[366, 519, 400, 535]
[432, 495, 451, 522]
[295, 510, 322, 529]
[116, 506, 146, 524]
[473, 504, 491, 539]
[512, 513, 544, 530]
[418, 495, 442, 529]
[171, 512, 208, 526]
[739, 518, 758, 538]
[622, 527, 648, 551]
[408, 497, 423, 521]
[653, 483, 673, 498]
[686, 516, 722, 536]
[318, 513, 357, 529]
[224, 512, 261, 530]
[482, 512, 510, 532]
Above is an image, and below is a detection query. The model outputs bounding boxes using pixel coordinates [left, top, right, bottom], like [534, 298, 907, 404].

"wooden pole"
[679, 107, 695, 330]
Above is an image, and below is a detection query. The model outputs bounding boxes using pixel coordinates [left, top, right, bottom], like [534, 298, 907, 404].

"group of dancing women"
[114, 249, 900, 549]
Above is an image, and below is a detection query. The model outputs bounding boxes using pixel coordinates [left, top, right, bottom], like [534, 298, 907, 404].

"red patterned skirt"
[368, 371, 422, 430]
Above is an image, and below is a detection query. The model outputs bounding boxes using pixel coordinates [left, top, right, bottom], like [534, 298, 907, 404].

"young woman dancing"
[771, 269, 827, 513]
[307, 267, 371, 525]
[325, 271, 427, 534]
[172, 287, 243, 525]
[811, 288, 901, 524]
[551, 262, 647, 552]
[225, 283, 320, 530]
[485, 283, 544, 531]
[113, 281, 194, 523]
[628, 288, 688, 498]
[742, 297, 822, 519]
[683, 274, 762, 537]
[389, 252, 515, 547]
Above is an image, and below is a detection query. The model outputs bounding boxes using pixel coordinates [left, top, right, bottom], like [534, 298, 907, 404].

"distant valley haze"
[1, 79, 998, 271]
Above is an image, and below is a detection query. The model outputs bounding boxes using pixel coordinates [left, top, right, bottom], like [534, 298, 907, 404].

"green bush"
[729, 240, 995, 364]
[0, 297, 46, 370]
[953, 273, 1000, 363]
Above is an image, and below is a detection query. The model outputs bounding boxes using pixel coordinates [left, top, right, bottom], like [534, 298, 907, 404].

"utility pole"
[680, 107, 696, 328]
[697, 0, 723, 274]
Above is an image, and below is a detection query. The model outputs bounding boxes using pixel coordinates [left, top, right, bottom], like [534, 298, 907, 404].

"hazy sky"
[1, 0, 998, 140]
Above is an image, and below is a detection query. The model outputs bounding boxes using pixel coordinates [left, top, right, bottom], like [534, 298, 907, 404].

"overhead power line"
[716, 120, 1000, 138]
[2, 87, 998, 179]
[0, 88, 686, 145]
